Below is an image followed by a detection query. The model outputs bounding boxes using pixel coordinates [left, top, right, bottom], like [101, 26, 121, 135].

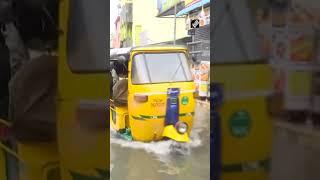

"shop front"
[176, 0, 211, 98]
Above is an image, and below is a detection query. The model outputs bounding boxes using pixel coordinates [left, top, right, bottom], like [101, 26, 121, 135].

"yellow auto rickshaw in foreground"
[0, 0, 109, 180]
[110, 46, 196, 142]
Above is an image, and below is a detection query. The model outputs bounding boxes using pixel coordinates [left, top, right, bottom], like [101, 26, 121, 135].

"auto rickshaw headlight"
[176, 122, 188, 134]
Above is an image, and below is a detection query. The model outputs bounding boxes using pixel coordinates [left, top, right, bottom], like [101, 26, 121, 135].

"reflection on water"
[110, 103, 210, 180]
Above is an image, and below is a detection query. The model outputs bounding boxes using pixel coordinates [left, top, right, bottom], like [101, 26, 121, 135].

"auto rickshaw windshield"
[131, 52, 193, 84]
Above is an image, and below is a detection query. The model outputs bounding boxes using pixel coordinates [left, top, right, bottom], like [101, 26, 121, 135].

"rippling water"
[110, 103, 210, 180]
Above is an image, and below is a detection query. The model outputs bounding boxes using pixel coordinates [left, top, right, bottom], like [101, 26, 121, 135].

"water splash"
[110, 126, 203, 156]
[110, 103, 208, 156]
[110, 128, 203, 176]
[110, 103, 209, 176]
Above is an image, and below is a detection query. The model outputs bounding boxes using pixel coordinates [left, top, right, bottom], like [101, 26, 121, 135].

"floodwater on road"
[110, 103, 210, 180]
[270, 122, 320, 180]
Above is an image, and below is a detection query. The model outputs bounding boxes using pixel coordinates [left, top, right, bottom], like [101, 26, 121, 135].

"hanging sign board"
[184, 0, 200, 7]
[157, 0, 182, 14]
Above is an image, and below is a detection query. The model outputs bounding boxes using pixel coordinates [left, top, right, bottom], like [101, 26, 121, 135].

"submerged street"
[110, 102, 210, 180]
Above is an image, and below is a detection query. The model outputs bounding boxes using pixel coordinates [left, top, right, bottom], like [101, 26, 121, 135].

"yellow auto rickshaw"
[110, 46, 196, 143]
[0, 0, 109, 180]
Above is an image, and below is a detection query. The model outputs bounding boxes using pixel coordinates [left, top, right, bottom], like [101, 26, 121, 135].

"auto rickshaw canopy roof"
[110, 45, 188, 61]
[132, 45, 187, 52]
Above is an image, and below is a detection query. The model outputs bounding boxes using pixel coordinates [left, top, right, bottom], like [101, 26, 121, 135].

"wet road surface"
[271, 120, 320, 180]
[110, 102, 210, 180]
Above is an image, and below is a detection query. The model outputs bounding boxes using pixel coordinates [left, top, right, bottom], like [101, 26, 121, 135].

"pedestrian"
[111, 61, 119, 86]
[110, 67, 118, 98]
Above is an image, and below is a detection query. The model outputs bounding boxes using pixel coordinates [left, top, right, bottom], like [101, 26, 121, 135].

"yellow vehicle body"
[110, 105, 128, 131]
[213, 63, 273, 180]
[56, 0, 109, 179]
[0, 145, 7, 180]
[0, 0, 109, 179]
[110, 46, 196, 142]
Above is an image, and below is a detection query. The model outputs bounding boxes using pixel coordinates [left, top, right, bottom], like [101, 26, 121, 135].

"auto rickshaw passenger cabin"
[110, 45, 196, 143]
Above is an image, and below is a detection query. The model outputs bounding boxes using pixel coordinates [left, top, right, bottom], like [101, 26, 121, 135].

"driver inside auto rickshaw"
[112, 55, 128, 107]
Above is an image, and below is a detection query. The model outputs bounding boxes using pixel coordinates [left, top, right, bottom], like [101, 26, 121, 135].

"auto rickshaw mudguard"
[162, 125, 189, 142]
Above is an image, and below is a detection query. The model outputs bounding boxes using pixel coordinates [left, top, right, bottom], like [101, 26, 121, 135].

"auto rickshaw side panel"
[212, 64, 273, 180]
[57, 0, 109, 179]
[110, 105, 128, 131]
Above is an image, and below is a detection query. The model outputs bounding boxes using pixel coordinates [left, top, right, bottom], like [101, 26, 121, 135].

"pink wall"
[112, 16, 121, 48]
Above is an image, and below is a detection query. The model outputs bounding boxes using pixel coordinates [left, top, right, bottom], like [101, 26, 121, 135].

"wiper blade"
[169, 55, 183, 82]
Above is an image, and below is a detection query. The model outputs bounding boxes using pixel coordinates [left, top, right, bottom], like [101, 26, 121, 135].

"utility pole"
[173, 4, 177, 45]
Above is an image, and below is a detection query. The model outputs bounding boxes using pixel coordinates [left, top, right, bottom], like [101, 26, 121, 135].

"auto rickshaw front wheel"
[118, 128, 133, 141]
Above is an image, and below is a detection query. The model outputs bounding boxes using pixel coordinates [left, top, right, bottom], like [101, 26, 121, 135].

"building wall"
[110, 33, 114, 48]
[113, 17, 121, 48]
[120, 22, 132, 47]
[132, 0, 187, 46]
[187, 6, 210, 61]
[119, 2, 133, 47]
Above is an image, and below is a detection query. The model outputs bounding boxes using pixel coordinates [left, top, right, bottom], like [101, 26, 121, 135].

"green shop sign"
[229, 110, 251, 138]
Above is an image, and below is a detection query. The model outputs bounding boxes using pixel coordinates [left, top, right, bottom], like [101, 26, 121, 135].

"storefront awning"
[176, 0, 210, 17]
[150, 36, 192, 46]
